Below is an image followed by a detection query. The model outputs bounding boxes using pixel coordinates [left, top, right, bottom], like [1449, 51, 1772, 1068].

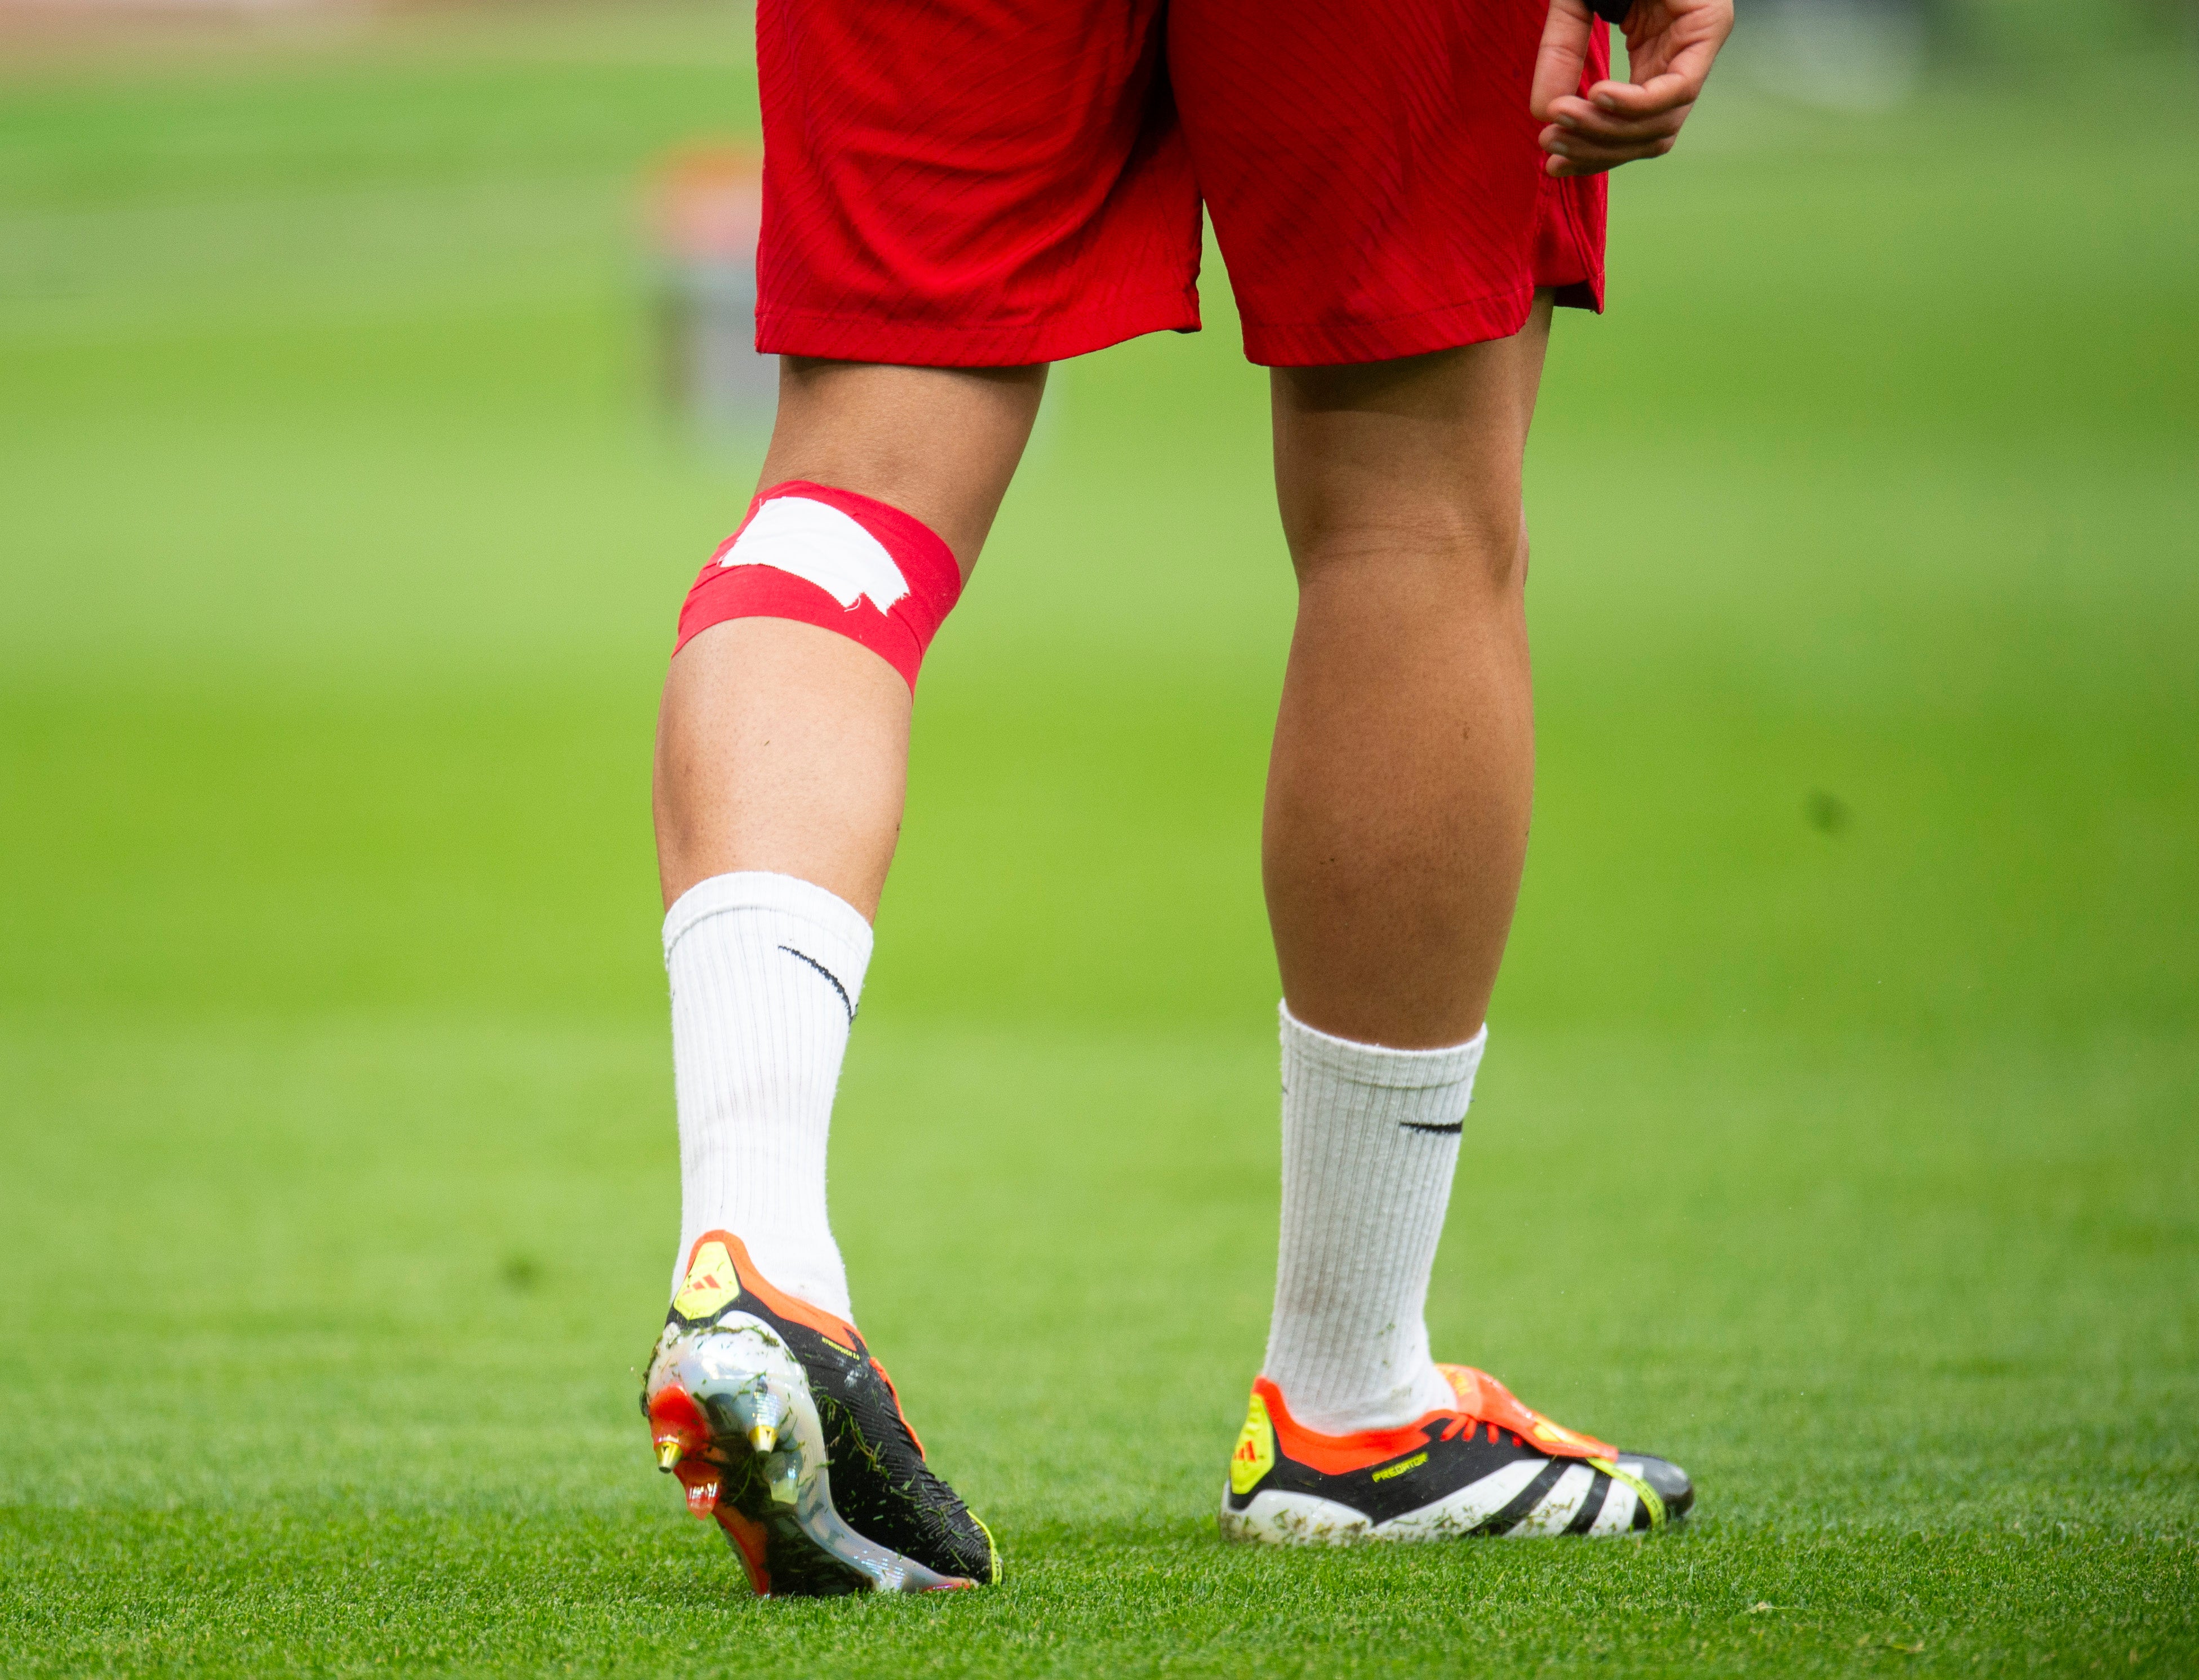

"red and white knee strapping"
[674, 481, 963, 692]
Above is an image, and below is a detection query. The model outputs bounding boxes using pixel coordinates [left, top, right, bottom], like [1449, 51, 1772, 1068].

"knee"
[675, 482, 966, 694]
[1289, 504, 1529, 602]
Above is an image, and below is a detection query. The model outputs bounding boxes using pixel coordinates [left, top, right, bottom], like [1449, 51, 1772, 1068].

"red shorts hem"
[1242, 263, 1605, 368]
[757, 286, 1202, 368]
[1551, 276, 1605, 315]
[1241, 283, 1534, 368]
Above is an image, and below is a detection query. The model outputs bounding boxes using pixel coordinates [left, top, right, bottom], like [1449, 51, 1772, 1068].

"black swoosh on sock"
[1398, 1119, 1464, 1134]
[778, 945, 854, 1023]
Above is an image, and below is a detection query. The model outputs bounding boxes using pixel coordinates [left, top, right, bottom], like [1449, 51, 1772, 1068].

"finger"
[1585, 75, 1691, 117]
[1530, 0, 1597, 122]
[1541, 130, 1676, 162]
[1585, 38, 1721, 114]
[1544, 148, 1664, 177]
[1545, 95, 1689, 143]
[1556, 112, 1688, 145]
[1539, 127, 1677, 174]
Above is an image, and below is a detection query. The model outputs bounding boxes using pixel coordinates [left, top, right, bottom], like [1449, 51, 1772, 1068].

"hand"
[1529, 0, 1734, 178]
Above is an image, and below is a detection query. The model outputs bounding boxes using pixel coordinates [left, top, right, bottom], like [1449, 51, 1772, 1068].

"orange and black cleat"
[1219, 1365, 1693, 1544]
[642, 1231, 998, 1596]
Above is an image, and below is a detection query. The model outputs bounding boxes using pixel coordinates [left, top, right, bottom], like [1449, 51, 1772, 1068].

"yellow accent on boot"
[1530, 1417, 1596, 1451]
[971, 1513, 1001, 1585]
[672, 1239, 740, 1319]
[1589, 1456, 1666, 1530]
[1229, 1393, 1276, 1496]
[1370, 1451, 1428, 1482]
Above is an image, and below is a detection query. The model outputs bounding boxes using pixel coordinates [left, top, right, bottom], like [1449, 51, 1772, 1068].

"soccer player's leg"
[646, 0, 1199, 1590]
[1172, 0, 1687, 1537]
[1218, 323, 1692, 1541]
[645, 361, 1042, 1595]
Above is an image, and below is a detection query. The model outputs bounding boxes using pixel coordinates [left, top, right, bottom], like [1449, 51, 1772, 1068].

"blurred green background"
[1, 3, 2194, 1674]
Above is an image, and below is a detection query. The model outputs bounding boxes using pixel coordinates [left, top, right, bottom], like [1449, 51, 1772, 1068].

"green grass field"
[3, 7, 2196, 1673]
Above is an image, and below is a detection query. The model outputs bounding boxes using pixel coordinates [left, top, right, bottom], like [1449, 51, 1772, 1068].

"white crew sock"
[665, 870, 873, 1324]
[1260, 1002, 1489, 1434]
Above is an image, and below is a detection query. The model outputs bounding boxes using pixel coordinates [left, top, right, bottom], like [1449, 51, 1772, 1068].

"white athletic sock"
[1260, 1002, 1489, 1434]
[665, 870, 873, 1325]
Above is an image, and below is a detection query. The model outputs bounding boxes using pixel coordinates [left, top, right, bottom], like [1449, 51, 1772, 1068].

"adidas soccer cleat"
[641, 1230, 998, 1596]
[1219, 1364, 1693, 1544]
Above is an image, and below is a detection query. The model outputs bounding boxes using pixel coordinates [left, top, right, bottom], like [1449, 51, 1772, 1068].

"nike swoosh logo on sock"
[1398, 1119, 1464, 1134]
[778, 945, 854, 1023]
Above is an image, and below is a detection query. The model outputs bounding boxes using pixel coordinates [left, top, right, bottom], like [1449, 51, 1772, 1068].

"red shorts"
[754, 0, 1607, 370]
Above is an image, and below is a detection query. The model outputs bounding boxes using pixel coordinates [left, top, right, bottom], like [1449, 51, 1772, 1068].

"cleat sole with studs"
[643, 1312, 978, 1597]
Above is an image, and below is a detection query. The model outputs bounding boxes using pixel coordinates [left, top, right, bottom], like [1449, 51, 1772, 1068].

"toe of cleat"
[1615, 1454, 1693, 1523]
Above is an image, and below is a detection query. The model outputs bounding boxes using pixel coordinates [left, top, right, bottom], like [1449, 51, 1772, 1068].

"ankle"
[1258, 1004, 1486, 1434]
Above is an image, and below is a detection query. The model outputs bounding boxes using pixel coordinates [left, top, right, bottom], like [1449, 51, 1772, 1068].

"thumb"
[1530, 0, 1596, 122]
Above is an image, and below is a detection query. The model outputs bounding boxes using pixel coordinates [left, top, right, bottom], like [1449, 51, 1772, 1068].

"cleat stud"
[683, 1475, 722, 1518]
[723, 1384, 790, 1453]
[656, 1439, 682, 1472]
[765, 1450, 800, 1507]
